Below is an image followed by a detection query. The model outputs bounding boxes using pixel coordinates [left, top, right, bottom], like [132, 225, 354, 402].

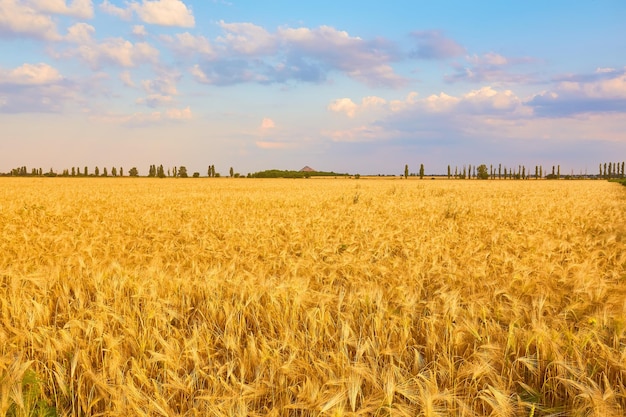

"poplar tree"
[419, 164, 425, 179]
[404, 164, 409, 179]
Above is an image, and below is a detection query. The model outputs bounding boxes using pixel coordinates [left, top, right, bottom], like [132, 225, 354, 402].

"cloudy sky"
[1, 0, 625, 175]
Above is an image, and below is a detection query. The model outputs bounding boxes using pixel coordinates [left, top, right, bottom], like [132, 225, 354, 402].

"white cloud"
[98, 0, 132, 19]
[161, 32, 214, 56]
[328, 96, 388, 118]
[468, 52, 508, 66]
[423, 92, 459, 112]
[190, 64, 209, 83]
[141, 74, 178, 95]
[0, 63, 81, 113]
[328, 98, 358, 118]
[460, 86, 524, 112]
[132, 0, 194, 27]
[410, 30, 466, 60]
[135, 70, 180, 107]
[132, 25, 147, 37]
[26, 0, 94, 19]
[0, 63, 63, 85]
[529, 70, 626, 116]
[65, 22, 95, 43]
[277, 25, 405, 87]
[189, 23, 405, 87]
[260, 117, 275, 129]
[99, 0, 194, 27]
[0, 0, 61, 40]
[119, 70, 135, 87]
[64, 37, 159, 68]
[218, 21, 276, 55]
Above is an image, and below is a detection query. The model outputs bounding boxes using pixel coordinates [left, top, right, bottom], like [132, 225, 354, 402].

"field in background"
[1, 178, 626, 416]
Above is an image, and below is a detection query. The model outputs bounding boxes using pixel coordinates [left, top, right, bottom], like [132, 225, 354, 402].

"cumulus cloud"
[445, 52, 537, 84]
[529, 69, 626, 116]
[324, 86, 534, 143]
[65, 22, 95, 43]
[135, 70, 180, 107]
[410, 30, 465, 60]
[190, 22, 406, 88]
[328, 98, 358, 118]
[0, 0, 61, 40]
[328, 96, 388, 118]
[98, 0, 132, 19]
[100, 0, 194, 27]
[217, 21, 276, 55]
[26, 0, 94, 19]
[0, 63, 78, 113]
[0, 63, 63, 85]
[160, 32, 214, 56]
[133, 0, 194, 27]
[132, 25, 147, 37]
[60, 35, 159, 68]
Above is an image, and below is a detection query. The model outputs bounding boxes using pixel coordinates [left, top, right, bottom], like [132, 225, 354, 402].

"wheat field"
[1, 177, 625, 416]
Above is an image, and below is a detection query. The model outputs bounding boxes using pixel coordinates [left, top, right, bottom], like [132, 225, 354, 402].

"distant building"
[300, 166, 316, 172]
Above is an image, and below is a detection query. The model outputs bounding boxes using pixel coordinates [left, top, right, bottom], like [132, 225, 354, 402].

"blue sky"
[1, 0, 625, 175]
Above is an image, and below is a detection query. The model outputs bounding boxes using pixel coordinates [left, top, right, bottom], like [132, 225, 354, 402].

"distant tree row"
[599, 162, 625, 179]
[248, 169, 350, 178]
[3, 166, 131, 177]
[402, 163, 626, 180]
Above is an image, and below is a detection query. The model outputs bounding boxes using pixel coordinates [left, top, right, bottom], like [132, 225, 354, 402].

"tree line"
[0, 164, 240, 178]
[3, 161, 625, 179]
[402, 162, 626, 180]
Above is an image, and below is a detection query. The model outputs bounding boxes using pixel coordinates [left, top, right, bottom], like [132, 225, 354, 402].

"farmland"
[1, 178, 626, 416]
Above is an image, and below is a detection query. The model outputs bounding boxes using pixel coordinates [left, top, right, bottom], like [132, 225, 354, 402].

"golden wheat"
[1, 177, 625, 416]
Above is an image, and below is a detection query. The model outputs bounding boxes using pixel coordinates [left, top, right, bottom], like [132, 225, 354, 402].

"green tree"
[477, 164, 489, 179]
[557, 165, 560, 180]
[95, 166, 99, 176]
[404, 164, 408, 179]
[447, 165, 451, 179]
[129, 167, 139, 177]
[120, 167, 123, 177]
[103, 167, 108, 177]
[158, 165, 165, 178]
[71, 167, 76, 176]
[112, 167, 117, 177]
[419, 164, 424, 179]
[498, 163, 502, 180]
[84, 166, 88, 176]
[179, 166, 189, 178]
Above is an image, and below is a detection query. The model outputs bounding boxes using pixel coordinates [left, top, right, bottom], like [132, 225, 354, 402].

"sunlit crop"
[1, 178, 626, 416]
